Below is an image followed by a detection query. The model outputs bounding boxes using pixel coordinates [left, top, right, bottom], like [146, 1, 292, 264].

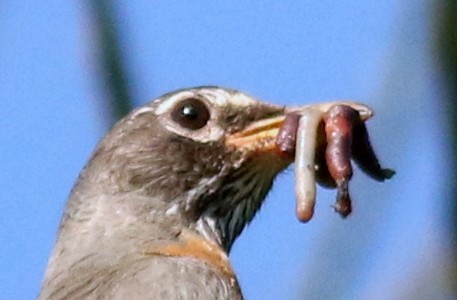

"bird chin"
[192, 152, 291, 252]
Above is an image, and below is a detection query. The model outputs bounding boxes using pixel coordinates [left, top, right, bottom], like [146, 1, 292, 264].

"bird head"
[63, 87, 292, 253]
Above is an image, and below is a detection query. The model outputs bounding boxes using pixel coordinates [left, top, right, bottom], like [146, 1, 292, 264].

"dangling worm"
[277, 104, 394, 221]
[293, 109, 322, 222]
[351, 122, 395, 181]
[276, 112, 317, 222]
[323, 105, 358, 217]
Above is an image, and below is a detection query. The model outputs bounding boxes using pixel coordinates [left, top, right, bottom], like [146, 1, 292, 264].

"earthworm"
[283, 102, 393, 221]
[275, 113, 300, 158]
[324, 105, 358, 218]
[294, 109, 322, 222]
[351, 122, 395, 181]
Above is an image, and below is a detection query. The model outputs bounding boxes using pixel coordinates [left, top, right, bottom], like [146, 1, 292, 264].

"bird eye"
[171, 98, 210, 130]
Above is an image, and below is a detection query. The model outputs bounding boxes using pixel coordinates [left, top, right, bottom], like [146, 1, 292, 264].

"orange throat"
[144, 229, 236, 283]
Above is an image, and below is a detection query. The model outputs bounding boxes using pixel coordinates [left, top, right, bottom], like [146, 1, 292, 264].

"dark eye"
[171, 98, 210, 130]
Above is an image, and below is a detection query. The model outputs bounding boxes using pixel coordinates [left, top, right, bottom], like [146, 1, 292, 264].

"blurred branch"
[87, 0, 134, 123]
[437, 1, 457, 86]
[435, 0, 457, 289]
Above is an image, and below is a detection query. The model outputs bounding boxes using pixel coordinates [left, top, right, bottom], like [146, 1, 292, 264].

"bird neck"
[56, 153, 287, 256]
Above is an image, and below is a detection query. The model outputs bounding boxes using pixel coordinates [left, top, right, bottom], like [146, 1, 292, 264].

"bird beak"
[224, 101, 373, 156]
[224, 114, 286, 155]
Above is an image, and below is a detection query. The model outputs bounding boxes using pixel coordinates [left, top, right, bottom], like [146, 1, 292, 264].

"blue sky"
[0, 1, 453, 299]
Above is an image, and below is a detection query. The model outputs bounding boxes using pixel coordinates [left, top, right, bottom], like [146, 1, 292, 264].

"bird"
[38, 86, 386, 299]
[39, 87, 296, 300]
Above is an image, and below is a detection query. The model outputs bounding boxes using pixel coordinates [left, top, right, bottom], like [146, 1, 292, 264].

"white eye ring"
[171, 98, 210, 130]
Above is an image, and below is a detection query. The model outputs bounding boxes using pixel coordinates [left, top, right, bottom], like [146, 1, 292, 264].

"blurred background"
[1, 1, 455, 299]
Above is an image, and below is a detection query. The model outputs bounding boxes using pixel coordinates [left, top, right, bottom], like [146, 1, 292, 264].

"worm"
[294, 109, 322, 222]
[275, 113, 300, 158]
[351, 122, 395, 181]
[285, 103, 394, 221]
[324, 105, 358, 218]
